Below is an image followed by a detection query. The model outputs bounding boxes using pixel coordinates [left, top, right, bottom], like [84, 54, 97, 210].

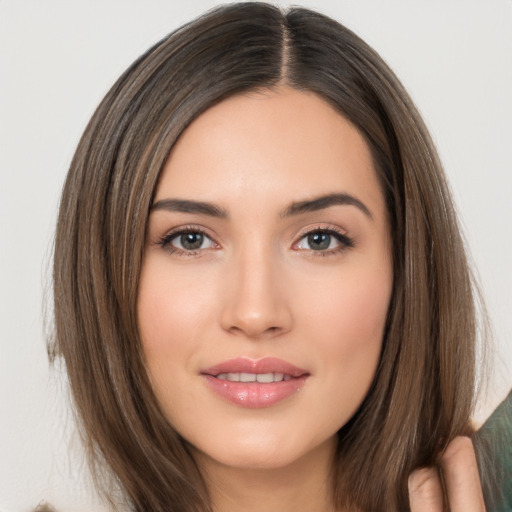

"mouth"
[201, 357, 310, 408]
[215, 372, 294, 383]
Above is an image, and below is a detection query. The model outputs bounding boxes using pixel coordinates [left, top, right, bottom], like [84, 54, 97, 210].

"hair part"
[51, 3, 484, 510]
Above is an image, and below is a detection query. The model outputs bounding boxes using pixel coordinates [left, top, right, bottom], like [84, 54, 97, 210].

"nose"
[219, 247, 293, 340]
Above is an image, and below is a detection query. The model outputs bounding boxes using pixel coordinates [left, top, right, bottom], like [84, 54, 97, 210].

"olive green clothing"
[476, 390, 512, 511]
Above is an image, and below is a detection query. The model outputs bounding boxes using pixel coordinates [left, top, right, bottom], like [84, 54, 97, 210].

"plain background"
[1, 1, 511, 510]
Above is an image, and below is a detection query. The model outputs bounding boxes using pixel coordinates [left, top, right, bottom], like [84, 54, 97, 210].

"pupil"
[308, 233, 330, 250]
[181, 233, 203, 250]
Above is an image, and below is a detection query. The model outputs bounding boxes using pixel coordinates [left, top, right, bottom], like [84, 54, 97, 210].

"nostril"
[219, 284, 293, 338]
[226, 324, 285, 339]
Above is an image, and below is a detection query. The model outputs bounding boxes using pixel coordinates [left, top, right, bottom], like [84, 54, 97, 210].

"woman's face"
[138, 87, 393, 472]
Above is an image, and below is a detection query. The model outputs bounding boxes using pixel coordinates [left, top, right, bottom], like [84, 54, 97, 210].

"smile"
[215, 372, 292, 382]
[201, 357, 310, 408]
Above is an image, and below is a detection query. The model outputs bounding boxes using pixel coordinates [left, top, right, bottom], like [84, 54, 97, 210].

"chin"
[216, 448, 297, 470]
[189, 428, 336, 472]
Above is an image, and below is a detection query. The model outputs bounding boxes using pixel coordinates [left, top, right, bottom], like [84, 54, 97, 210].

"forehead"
[155, 86, 383, 214]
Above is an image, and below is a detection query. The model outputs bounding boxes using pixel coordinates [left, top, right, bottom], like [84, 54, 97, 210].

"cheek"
[137, 259, 216, 422]
[298, 256, 391, 342]
[137, 260, 212, 416]
[138, 259, 216, 355]
[297, 259, 392, 410]
[334, 278, 390, 345]
[330, 270, 390, 355]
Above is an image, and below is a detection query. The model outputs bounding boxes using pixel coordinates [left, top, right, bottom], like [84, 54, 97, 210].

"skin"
[409, 436, 486, 512]
[137, 87, 485, 511]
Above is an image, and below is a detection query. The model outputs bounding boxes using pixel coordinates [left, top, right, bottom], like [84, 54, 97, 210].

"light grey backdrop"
[1, 1, 511, 510]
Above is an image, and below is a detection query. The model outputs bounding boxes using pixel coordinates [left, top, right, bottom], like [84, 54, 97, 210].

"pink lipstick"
[201, 357, 309, 408]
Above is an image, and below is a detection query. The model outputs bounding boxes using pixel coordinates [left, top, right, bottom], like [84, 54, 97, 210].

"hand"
[408, 436, 486, 511]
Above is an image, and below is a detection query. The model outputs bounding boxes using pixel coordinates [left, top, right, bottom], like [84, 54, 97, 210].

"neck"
[195, 437, 340, 512]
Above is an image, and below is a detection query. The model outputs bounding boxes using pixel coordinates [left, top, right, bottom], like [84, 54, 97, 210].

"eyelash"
[294, 226, 355, 256]
[156, 225, 216, 256]
[156, 225, 355, 257]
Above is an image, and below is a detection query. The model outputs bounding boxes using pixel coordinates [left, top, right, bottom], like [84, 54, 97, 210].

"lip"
[201, 357, 310, 408]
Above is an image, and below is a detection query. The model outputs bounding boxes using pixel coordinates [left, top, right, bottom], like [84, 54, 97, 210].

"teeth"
[256, 373, 273, 383]
[216, 372, 289, 383]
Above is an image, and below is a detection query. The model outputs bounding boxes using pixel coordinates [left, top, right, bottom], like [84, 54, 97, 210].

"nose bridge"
[220, 238, 292, 338]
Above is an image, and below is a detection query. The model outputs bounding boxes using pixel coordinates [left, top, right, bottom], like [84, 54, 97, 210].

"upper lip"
[201, 357, 309, 378]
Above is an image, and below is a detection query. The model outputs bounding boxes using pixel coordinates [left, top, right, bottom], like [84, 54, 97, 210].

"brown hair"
[51, 3, 485, 511]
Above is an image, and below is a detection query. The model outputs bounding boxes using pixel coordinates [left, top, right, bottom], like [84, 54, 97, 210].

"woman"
[50, 3, 492, 511]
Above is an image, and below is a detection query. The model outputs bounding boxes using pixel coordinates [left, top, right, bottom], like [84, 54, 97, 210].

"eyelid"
[156, 224, 220, 255]
[153, 223, 354, 256]
[292, 224, 355, 253]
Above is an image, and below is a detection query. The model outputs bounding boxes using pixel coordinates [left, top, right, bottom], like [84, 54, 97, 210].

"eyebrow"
[150, 198, 228, 218]
[150, 193, 372, 220]
[281, 193, 373, 219]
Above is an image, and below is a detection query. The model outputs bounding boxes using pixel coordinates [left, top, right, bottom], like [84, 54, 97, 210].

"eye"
[294, 229, 354, 253]
[158, 228, 217, 254]
[173, 232, 212, 251]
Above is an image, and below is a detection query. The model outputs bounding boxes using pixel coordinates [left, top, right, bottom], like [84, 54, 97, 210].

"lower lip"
[203, 375, 308, 408]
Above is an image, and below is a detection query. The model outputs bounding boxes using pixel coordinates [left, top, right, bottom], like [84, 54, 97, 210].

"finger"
[438, 436, 486, 512]
[408, 466, 445, 512]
